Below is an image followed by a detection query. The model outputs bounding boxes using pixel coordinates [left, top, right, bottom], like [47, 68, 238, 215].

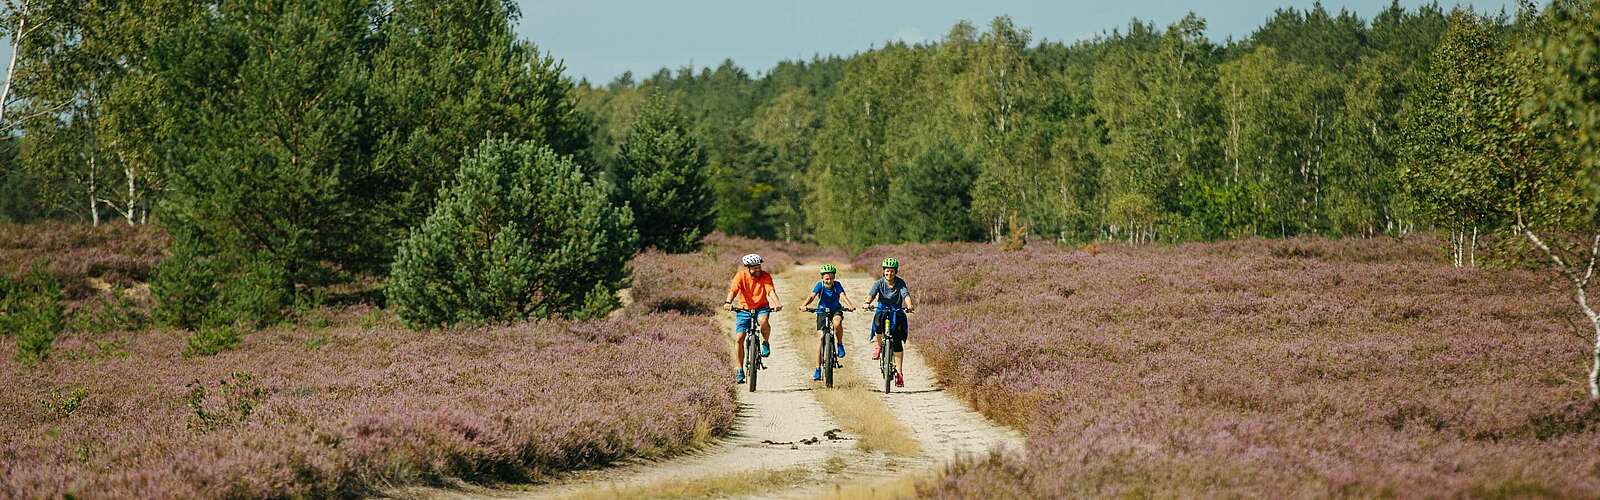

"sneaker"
[736, 369, 746, 384]
[838, 343, 846, 359]
[813, 367, 822, 381]
[871, 344, 882, 360]
[761, 341, 771, 358]
[895, 371, 905, 387]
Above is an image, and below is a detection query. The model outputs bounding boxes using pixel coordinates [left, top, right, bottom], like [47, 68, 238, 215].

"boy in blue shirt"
[800, 264, 857, 381]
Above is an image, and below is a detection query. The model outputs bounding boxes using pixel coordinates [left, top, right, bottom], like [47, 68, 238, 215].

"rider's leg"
[815, 329, 824, 368]
[833, 317, 846, 358]
[758, 312, 772, 344]
[736, 332, 746, 367]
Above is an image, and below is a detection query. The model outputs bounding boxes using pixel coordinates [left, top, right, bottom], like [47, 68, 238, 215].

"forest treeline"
[578, 1, 1472, 247]
[2, 1, 1599, 331]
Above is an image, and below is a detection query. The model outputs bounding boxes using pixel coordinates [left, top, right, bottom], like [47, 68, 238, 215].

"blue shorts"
[735, 307, 771, 334]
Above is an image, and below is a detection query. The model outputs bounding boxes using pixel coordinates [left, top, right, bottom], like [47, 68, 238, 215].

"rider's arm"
[724, 275, 741, 309]
[768, 286, 782, 311]
[841, 291, 858, 310]
[802, 291, 818, 308]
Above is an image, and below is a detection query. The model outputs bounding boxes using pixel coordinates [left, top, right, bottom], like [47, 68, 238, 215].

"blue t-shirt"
[811, 281, 846, 311]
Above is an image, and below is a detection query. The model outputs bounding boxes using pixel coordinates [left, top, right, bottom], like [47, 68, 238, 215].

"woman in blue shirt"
[865, 257, 914, 387]
[801, 264, 857, 381]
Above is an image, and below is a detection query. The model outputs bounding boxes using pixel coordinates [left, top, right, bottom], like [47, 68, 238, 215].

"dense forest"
[1, 0, 1599, 327]
[573, 1, 1489, 248]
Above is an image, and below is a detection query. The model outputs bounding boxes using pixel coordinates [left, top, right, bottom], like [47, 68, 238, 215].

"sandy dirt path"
[393, 272, 1021, 499]
[834, 276, 1025, 463]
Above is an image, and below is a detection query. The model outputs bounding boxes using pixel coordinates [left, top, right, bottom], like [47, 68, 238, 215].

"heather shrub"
[879, 236, 1600, 497]
[0, 222, 166, 300]
[1, 263, 65, 365]
[386, 139, 636, 327]
[67, 286, 147, 334]
[0, 308, 734, 498]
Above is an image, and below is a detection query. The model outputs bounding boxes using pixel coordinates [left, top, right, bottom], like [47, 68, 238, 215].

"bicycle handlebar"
[803, 307, 853, 313]
[864, 305, 913, 313]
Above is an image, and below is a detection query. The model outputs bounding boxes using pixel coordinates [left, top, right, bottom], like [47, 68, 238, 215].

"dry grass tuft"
[558, 466, 812, 500]
[815, 472, 930, 500]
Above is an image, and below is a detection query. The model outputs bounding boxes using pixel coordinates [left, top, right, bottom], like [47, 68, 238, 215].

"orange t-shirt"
[727, 268, 775, 310]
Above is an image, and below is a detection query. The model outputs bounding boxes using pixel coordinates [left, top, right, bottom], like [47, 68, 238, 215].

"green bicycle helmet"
[818, 264, 838, 275]
[881, 257, 899, 269]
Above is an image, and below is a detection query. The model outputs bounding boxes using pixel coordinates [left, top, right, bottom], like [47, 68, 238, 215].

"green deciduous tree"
[615, 94, 713, 252]
[1092, 15, 1224, 242]
[1400, 10, 1530, 267]
[387, 139, 635, 328]
[1519, 0, 1600, 399]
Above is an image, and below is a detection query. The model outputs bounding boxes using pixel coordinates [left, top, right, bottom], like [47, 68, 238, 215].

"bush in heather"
[151, 240, 290, 332]
[0, 263, 65, 365]
[386, 139, 636, 327]
[875, 237, 1600, 497]
[181, 324, 242, 358]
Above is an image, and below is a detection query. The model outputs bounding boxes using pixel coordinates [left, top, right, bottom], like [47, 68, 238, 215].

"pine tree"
[614, 94, 714, 252]
[387, 139, 636, 328]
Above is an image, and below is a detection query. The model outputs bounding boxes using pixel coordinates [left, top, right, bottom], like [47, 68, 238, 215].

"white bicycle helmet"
[741, 253, 763, 266]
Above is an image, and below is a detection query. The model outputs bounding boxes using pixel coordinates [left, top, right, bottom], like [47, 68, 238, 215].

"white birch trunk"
[1523, 228, 1600, 400]
[88, 155, 99, 225]
[0, 0, 24, 127]
[124, 164, 135, 225]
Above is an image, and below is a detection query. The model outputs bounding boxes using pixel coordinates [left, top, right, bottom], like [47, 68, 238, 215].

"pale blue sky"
[514, 0, 1513, 84]
[0, 1, 1514, 90]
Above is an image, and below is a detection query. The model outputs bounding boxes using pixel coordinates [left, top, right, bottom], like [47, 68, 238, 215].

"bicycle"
[804, 306, 851, 387]
[734, 308, 765, 392]
[867, 304, 906, 393]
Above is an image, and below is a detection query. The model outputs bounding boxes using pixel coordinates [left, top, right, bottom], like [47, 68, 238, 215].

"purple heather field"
[853, 237, 1600, 498]
[0, 227, 852, 498]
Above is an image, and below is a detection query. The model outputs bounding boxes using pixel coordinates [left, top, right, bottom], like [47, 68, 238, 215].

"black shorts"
[814, 310, 844, 331]
[871, 309, 908, 351]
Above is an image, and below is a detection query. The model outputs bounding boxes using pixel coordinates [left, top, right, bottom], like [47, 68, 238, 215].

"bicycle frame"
[873, 305, 903, 393]
[808, 306, 845, 388]
[736, 308, 763, 392]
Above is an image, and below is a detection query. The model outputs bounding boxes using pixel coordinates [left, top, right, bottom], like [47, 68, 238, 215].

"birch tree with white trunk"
[1523, 1, 1600, 399]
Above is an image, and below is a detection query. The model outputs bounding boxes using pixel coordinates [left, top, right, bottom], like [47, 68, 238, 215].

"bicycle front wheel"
[824, 333, 836, 388]
[747, 335, 759, 392]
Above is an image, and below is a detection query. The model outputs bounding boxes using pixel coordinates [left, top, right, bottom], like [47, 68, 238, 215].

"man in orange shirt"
[724, 253, 783, 384]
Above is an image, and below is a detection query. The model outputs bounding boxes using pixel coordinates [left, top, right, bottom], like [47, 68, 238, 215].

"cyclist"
[800, 264, 858, 381]
[865, 257, 914, 387]
[723, 253, 782, 384]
